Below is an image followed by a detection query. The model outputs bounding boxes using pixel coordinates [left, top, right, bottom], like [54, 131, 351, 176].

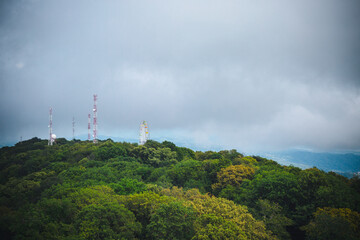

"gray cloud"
[1, 0, 360, 151]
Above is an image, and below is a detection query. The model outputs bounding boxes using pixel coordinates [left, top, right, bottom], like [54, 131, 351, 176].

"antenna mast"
[48, 107, 53, 145]
[93, 94, 98, 144]
[72, 117, 75, 140]
[88, 114, 91, 141]
[139, 121, 149, 145]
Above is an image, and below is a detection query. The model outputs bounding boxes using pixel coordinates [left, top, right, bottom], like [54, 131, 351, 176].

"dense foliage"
[0, 138, 359, 239]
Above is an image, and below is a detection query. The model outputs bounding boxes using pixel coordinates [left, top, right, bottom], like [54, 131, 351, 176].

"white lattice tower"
[93, 94, 98, 143]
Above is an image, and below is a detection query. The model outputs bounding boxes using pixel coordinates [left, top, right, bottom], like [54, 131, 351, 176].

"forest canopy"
[0, 138, 359, 239]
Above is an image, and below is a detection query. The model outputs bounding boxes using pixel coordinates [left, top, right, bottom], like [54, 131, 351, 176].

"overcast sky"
[1, 0, 360, 152]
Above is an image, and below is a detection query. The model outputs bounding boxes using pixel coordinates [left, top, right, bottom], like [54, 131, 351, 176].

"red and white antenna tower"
[88, 114, 91, 141]
[93, 94, 98, 143]
[72, 117, 75, 140]
[48, 107, 55, 145]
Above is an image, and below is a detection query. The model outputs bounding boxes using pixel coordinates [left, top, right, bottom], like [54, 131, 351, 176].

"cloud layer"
[1, 0, 360, 151]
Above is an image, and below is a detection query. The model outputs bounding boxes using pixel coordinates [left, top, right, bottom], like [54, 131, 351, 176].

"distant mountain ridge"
[262, 150, 360, 177]
[2, 136, 360, 177]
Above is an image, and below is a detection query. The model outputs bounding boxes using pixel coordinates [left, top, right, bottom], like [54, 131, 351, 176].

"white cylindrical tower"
[48, 107, 53, 145]
[139, 121, 149, 145]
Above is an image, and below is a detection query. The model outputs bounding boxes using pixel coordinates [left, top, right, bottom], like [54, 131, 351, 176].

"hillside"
[262, 150, 360, 177]
[1, 138, 359, 240]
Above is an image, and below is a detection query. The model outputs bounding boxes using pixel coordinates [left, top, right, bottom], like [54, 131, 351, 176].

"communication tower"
[93, 94, 98, 143]
[48, 107, 56, 145]
[88, 114, 91, 141]
[139, 121, 149, 145]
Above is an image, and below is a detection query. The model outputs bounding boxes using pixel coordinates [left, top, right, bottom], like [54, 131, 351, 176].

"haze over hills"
[2, 135, 360, 177]
[72, 136, 360, 177]
[262, 150, 360, 177]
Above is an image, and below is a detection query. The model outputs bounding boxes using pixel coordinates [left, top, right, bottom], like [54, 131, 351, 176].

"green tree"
[233, 156, 257, 167]
[176, 147, 196, 161]
[201, 158, 231, 187]
[302, 207, 360, 240]
[187, 193, 273, 239]
[161, 187, 275, 240]
[144, 140, 163, 149]
[192, 214, 247, 240]
[66, 185, 123, 209]
[212, 165, 255, 191]
[350, 175, 360, 194]
[254, 199, 293, 240]
[130, 145, 154, 163]
[94, 141, 127, 161]
[75, 202, 141, 240]
[219, 149, 243, 161]
[315, 174, 360, 211]
[130, 146, 177, 167]
[195, 151, 222, 161]
[109, 177, 146, 195]
[147, 201, 196, 240]
[148, 147, 177, 167]
[124, 192, 175, 228]
[169, 159, 204, 188]
[237, 170, 301, 215]
[10, 199, 77, 240]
